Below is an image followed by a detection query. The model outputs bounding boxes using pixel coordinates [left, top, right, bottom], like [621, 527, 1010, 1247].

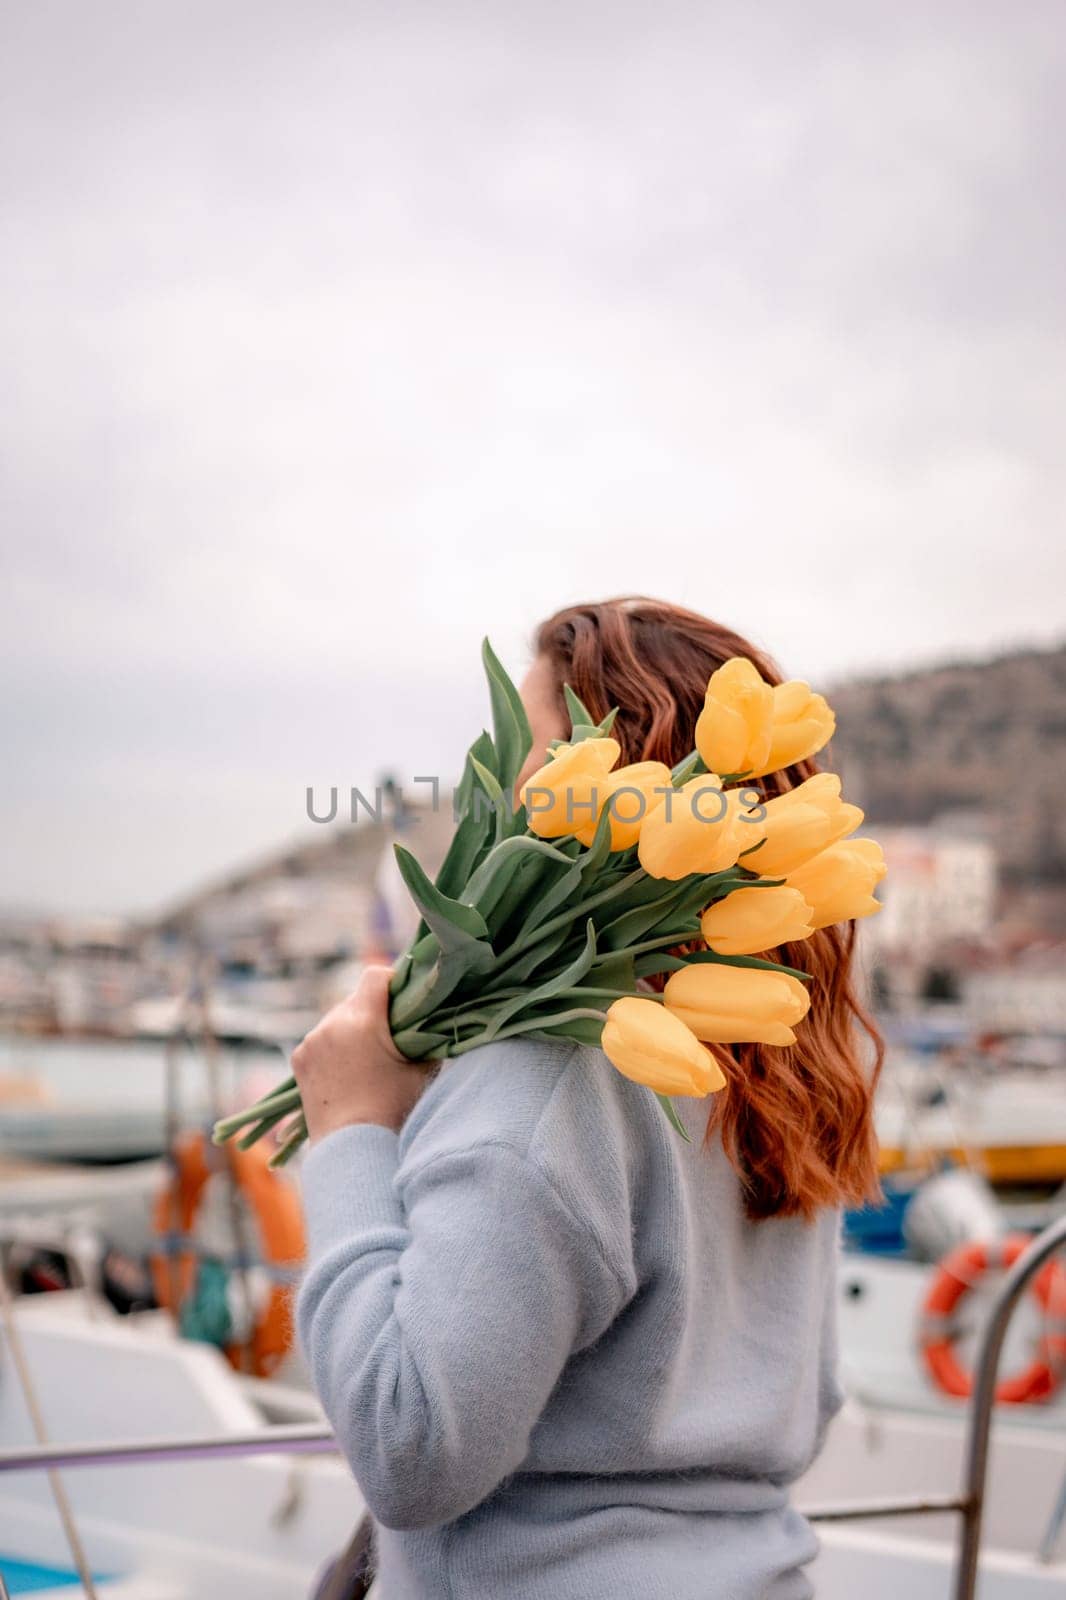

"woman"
[294, 596, 883, 1599]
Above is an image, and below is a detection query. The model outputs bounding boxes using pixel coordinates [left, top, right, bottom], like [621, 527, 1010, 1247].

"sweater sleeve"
[295, 1121, 630, 1531]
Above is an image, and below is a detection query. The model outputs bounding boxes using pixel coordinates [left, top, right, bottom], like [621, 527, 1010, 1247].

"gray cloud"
[2, 1, 1064, 911]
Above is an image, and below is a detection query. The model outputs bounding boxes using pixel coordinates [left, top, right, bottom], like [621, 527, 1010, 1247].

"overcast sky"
[2, 1, 1064, 915]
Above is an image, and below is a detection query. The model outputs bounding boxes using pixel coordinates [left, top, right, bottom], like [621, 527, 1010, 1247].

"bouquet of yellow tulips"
[215, 643, 885, 1164]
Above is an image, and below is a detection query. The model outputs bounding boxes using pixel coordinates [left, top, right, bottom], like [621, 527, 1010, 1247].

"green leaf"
[492, 917, 576, 987]
[596, 865, 685, 922]
[469, 756, 514, 844]
[495, 855, 646, 982]
[455, 729, 499, 805]
[634, 951, 688, 978]
[563, 682, 597, 729]
[389, 939, 496, 1030]
[632, 869, 740, 948]
[625, 928, 701, 960]
[461, 833, 573, 923]
[469, 755, 505, 802]
[560, 684, 620, 745]
[394, 844, 491, 948]
[564, 983, 654, 1003]
[447, 1003, 607, 1055]
[410, 930, 438, 962]
[482, 637, 532, 792]
[670, 750, 706, 784]
[587, 950, 637, 990]
[681, 950, 813, 982]
[704, 870, 786, 895]
[654, 1092, 692, 1142]
[391, 1025, 451, 1060]
[435, 733, 504, 904]
[530, 1016, 607, 1046]
[389, 845, 499, 1029]
[583, 799, 618, 872]
[597, 886, 696, 952]
[502, 808, 612, 944]
[388, 950, 413, 996]
[479, 921, 599, 1042]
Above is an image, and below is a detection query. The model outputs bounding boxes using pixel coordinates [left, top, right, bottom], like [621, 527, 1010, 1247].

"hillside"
[826, 641, 1066, 885]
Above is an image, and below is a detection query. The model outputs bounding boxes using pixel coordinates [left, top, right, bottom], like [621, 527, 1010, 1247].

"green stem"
[268, 1114, 308, 1169]
[235, 1100, 298, 1150]
[492, 867, 646, 974]
[670, 748, 704, 783]
[448, 1005, 608, 1057]
[213, 1084, 301, 1141]
[601, 929, 698, 961]
[429, 985, 528, 1023]
[686, 951, 813, 981]
[565, 985, 664, 1002]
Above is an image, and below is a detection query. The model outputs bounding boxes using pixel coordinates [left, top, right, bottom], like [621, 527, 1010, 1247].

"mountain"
[826, 640, 1066, 885]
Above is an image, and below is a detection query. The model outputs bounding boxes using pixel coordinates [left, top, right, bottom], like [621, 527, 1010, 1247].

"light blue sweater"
[296, 1036, 843, 1599]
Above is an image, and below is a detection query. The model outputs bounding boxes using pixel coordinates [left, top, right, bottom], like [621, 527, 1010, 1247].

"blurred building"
[865, 812, 997, 957]
[0, 799, 456, 1043]
[961, 944, 1066, 1032]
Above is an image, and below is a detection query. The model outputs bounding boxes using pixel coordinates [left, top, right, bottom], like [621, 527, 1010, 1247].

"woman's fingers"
[292, 964, 428, 1140]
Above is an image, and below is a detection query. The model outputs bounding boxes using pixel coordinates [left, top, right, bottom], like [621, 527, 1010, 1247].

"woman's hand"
[292, 965, 431, 1143]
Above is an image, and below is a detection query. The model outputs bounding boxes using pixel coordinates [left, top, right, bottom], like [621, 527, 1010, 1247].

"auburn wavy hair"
[534, 596, 883, 1222]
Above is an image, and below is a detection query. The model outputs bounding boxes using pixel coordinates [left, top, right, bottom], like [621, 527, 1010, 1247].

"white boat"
[0, 1036, 286, 1164]
[0, 1296, 355, 1597]
[809, 1403, 1066, 1595]
[877, 1053, 1066, 1184]
[0, 1156, 162, 1265]
[837, 1249, 1066, 1428]
[0, 1289, 1063, 1597]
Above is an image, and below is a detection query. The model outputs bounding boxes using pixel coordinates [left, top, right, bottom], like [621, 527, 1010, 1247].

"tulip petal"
[784, 837, 887, 929]
[663, 962, 811, 1046]
[520, 738, 622, 840]
[602, 996, 726, 1096]
[637, 776, 747, 880]
[695, 658, 774, 776]
[700, 885, 815, 955]
[751, 682, 836, 777]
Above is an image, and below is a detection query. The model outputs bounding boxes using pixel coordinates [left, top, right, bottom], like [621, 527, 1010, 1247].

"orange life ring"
[151, 1131, 305, 1377]
[919, 1234, 1066, 1404]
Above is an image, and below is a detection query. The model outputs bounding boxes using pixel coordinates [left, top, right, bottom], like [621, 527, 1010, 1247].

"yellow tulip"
[783, 837, 887, 929]
[743, 772, 862, 877]
[664, 962, 811, 1047]
[601, 996, 727, 1096]
[700, 885, 815, 956]
[520, 737, 620, 839]
[572, 761, 673, 850]
[637, 776, 757, 880]
[695, 657, 773, 777]
[750, 679, 836, 777]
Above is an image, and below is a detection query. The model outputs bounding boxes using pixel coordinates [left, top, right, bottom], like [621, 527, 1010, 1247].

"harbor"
[3, 3, 1065, 1593]
[0, 751, 1064, 1593]
[0, 1026, 1064, 1595]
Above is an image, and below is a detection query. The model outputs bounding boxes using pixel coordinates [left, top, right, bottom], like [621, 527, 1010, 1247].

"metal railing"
[953, 1212, 1066, 1594]
[802, 1211, 1066, 1599]
[0, 1214, 1063, 1599]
